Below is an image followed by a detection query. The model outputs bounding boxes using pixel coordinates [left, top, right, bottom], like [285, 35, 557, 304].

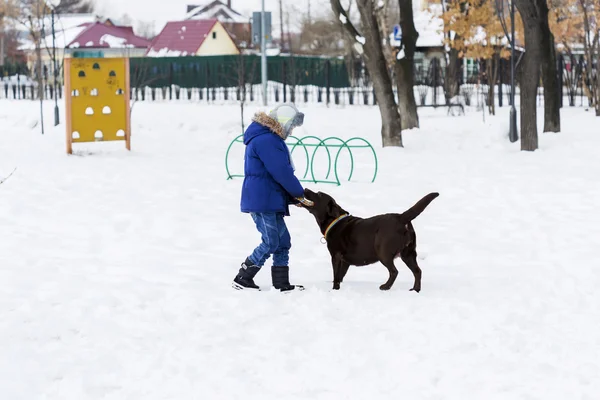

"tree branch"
[0, 167, 17, 185]
[330, 0, 362, 41]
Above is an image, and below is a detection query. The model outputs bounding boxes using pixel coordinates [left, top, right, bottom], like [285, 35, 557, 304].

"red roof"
[146, 19, 219, 56]
[67, 22, 151, 49]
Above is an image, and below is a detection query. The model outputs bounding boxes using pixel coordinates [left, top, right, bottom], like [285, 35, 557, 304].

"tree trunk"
[445, 44, 461, 102]
[541, 29, 561, 132]
[35, 42, 44, 100]
[396, 0, 419, 130]
[331, 0, 403, 147]
[486, 56, 499, 116]
[515, 0, 543, 151]
[0, 29, 5, 67]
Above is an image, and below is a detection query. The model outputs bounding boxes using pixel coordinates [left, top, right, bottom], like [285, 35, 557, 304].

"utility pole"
[261, 0, 267, 106]
[279, 0, 284, 51]
[52, 9, 59, 126]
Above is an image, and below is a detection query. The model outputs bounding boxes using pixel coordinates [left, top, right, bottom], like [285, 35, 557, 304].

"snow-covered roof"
[16, 13, 99, 51]
[18, 24, 90, 51]
[67, 23, 151, 49]
[146, 19, 221, 57]
[185, 1, 248, 23]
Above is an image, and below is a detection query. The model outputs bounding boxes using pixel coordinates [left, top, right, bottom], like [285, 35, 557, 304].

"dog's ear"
[327, 198, 341, 216]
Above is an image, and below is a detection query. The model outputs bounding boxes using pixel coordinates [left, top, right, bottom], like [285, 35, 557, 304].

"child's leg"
[272, 214, 291, 267]
[271, 214, 303, 290]
[248, 212, 281, 267]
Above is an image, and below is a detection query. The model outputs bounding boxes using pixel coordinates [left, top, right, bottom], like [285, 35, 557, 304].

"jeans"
[248, 212, 291, 268]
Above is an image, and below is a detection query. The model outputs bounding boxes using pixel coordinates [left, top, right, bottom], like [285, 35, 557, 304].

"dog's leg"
[331, 254, 343, 290]
[401, 251, 422, 293]
[338, 261, 350, 284]
[379, 257, 399, 291]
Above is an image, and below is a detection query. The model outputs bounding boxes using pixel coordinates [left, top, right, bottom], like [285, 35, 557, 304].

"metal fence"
[0, 54, 596, 109]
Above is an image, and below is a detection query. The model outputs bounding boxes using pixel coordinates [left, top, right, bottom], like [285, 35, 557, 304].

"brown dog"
[301, 188, 439, 291]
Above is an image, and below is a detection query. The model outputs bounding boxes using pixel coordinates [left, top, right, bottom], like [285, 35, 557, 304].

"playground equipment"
[225, 135, 378, 185]
[65, 57, 131, 154]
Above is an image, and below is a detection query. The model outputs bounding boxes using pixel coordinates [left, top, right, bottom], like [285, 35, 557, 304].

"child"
[233, 103, 313, 292]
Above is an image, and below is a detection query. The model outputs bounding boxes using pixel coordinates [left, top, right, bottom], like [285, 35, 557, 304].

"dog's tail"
[400, 192, 439, 222]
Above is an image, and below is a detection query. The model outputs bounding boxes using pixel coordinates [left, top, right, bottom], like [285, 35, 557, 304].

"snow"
[413, 8, 445, 48]
[0, 75, 35, 85]
[339, 14, 348, 24]
[85, 41, 94, 46]
[18, 25, 88, 51]
[99, 34, 135, 49]
[146, 47, 184, 57]
[355, 35, 366, 45]
[1, 100, 600, 399]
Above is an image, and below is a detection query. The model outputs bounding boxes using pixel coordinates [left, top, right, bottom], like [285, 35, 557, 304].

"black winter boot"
[232, 258, 261, 291]
[272, 266, 305, 292]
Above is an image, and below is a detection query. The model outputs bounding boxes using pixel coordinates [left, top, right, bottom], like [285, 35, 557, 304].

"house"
[17, 13, 101, 80]
[65, 22, 151, 58]
[146, 19, 239, 57]
[18, 16, 150, 84]
[185, 1, 251, 48]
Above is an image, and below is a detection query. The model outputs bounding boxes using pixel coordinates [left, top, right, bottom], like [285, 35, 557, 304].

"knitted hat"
[268, 103, 305, 139]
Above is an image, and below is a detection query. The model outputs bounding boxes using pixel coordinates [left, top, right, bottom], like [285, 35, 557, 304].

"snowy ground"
[1, 100, 599, 399]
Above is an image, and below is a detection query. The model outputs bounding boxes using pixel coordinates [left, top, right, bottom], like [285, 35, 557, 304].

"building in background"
[147, 19, 239, 57]
[185, 1, 250, 49]
[18, 17, 150, 83]
[65, 22, 151, 58]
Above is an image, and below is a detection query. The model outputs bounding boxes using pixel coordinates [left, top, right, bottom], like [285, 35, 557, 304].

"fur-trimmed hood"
[251, 112, 286, 139]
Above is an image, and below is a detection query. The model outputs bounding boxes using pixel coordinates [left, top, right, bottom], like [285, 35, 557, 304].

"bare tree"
[578, 0, 600, 115]
[331, 0, 403, 147]
[53, 0, 94, 13]
[135, 20, 156, 39]
[514, 0, 548, 151]
[395, 0, 420, 129]
[540, 8, 561, 132]
[1, 0, 20, 67]
[0, 167, 17, 186]
[440, 0, 463, 101]
[13, 0, 48, 100]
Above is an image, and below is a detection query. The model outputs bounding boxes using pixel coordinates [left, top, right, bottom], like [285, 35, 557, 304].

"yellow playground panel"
[65, 57, 131, 154]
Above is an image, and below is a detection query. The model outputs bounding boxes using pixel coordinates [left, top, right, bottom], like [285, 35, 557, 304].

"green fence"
[0, 62, 29, 78]
[130, 55, 351, 89]
[226, 135, 378, 186]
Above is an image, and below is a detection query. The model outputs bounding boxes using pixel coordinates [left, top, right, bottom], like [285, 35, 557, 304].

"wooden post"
[65, 58, 73, 155]
[125, 57, 131, 151]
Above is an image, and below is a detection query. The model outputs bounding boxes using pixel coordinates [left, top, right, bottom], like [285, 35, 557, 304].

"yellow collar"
[323, 214, 350, 240]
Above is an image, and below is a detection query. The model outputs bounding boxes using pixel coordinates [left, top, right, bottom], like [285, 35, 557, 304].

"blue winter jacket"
[240, 113, 304, 216]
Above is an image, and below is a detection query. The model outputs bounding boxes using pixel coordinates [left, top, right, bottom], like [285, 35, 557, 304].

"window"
[212, 32, 217, 39]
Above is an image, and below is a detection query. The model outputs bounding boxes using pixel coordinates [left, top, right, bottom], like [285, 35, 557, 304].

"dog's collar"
[322, 214, 350, 242]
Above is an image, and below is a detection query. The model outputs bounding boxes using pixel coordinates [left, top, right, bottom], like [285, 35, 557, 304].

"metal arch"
[224, 134, 378, 185]
[225, 134, 244, 180]
[287, 135, 332, 182]
[311, 137, 354, 185]
[343, 137, 379, 183]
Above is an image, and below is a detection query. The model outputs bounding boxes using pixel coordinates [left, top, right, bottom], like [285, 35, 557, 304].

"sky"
[94, 0, 328, 34]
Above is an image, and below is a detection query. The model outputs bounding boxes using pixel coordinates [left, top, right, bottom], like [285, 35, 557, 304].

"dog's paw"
[410, 287, 421, 293]
[379, 284, 391, 291]
[332, 283, 341, 290]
